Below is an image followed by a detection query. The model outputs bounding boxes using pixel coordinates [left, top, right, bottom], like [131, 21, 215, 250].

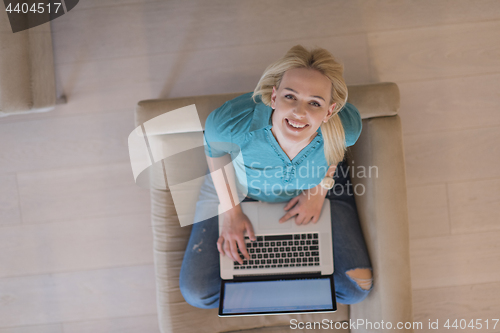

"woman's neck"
[270, 127, 318, 161]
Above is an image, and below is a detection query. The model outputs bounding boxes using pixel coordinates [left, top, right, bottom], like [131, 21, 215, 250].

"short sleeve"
[203, 101, 235, 158]
[338, 103, 362, 147]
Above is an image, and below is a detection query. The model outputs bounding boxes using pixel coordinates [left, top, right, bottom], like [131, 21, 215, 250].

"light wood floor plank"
[367, 20, 500, 82]
[410, 230, 500, 290]
[0, 111, 135, 173]
[407, 184, 450, 239]
[62, 315, 159, 333]
[413, 281, 500, 333]
[403, 126, 500, 187]
[0, 174, 21, 226]
[54, 34, 370, 96]
[52, 0, 500, 65]
[0, 265, 157, 327]
[16, 162, 150, 224]
[398, 73, 500, 135]
[0, 212, 153, 278]
[0, 88, 148, 125]
[0, 324, 63, 333]
[50, 1, 377, 65]
[448, 178, 500, 234]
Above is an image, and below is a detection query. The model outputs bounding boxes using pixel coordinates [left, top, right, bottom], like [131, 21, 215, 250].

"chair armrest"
[28, 23, 56, 111]
[347, 82, 400, 119]
[0, 17, 56, 116]
[347, 115, 414, 333]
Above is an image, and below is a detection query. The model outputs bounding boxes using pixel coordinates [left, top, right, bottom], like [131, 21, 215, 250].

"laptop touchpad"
[258, 202, 292, 231]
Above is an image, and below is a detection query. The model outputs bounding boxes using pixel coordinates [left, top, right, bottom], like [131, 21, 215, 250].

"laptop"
[218, 198, 336, 317]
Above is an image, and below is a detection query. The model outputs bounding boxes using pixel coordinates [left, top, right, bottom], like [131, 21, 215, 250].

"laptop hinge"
[232, 271, 322, 281]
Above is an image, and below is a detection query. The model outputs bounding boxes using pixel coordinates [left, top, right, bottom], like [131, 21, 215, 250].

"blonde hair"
[253, 45, 348, 167]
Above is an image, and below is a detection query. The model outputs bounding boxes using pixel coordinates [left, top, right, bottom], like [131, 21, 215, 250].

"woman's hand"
[279, 183, 328, 225]
[217, 206, 256, 264]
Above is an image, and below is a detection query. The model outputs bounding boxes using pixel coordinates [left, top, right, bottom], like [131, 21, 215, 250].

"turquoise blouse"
[203, 92, 362, 202]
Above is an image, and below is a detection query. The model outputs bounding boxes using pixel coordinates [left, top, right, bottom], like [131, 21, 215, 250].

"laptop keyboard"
[234, 233, 320, 270]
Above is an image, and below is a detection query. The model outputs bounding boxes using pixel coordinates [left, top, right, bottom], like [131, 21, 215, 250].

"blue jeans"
[179, 160, 373, 309]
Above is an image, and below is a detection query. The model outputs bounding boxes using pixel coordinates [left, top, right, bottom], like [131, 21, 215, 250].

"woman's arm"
[206, 153, 240, 213]
[206, 154, 256, 264]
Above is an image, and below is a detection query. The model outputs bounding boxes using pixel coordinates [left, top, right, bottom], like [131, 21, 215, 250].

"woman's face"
[270, 67, 336, 146]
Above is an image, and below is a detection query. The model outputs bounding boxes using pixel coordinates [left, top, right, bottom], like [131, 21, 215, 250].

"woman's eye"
[310, 101, 321, 107]
[284, 94, 294, 100]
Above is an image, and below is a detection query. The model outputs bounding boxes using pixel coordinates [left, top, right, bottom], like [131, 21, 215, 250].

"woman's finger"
[229, 239, 242, 265]
[302, 215, 314, 225]
[236, 237, 249, 260]
[280, 210, 295, 223]
[280, 205, 301, 223]
[245, 220, 257, 241]
[217, 236, 225, 256]
[295, 212, 304, 225]
[295, 211, 312, 225]
[223, 238, 232, 261]
[284, 196, 299, 211]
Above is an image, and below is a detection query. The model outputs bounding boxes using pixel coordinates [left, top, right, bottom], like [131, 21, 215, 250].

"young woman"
[179, 45, 373, 308]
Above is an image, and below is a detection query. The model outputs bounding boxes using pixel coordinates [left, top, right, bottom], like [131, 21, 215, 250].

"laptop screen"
[220, 275, 336, 316]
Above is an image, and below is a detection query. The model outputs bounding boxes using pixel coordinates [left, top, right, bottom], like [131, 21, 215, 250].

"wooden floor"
[1, 0, 499, 331]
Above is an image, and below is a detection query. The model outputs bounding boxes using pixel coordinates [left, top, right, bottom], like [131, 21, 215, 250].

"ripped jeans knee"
[335, 267, 373, 304]
[346, 268, 373, 291]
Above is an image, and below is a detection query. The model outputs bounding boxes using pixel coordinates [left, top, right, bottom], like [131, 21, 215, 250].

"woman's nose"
[293, 103, 307, 118]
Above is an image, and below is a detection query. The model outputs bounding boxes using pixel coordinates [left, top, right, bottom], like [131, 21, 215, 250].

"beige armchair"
[134, 82, 413, 333]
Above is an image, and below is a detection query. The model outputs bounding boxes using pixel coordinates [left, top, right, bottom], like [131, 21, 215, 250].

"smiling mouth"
[286, 118, 308, 129]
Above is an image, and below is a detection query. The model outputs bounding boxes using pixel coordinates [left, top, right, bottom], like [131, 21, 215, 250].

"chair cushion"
[148, 161, 349, 332]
